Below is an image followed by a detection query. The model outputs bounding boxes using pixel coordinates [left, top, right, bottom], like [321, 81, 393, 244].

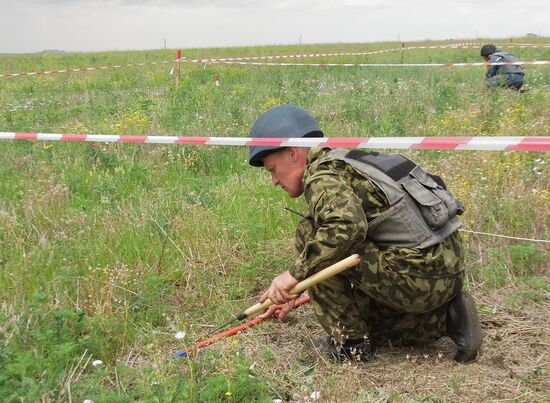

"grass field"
[0, 38, 549, 402]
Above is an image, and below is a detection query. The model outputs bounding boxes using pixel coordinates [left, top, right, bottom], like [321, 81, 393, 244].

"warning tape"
[1, 133, 549, 152]
[0, 50, 399, 78]
[178, 44, 550, 65]
[487, 44, 550, 49]
[178, 43, 550, 65]
[185, 49, 403, 64]
[0, 60, 174, 78]
[0, 48, 416, 78]
[213, 60, 550, 68]
[2, 42, 548, 78]
[400, 43, 550, 50]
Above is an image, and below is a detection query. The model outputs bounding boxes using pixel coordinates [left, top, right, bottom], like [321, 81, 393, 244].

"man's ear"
[289, 147, 309, 165]
[287, 147, 299, 162]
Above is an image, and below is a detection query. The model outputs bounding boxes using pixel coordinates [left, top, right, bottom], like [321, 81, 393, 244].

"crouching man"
[250, 104, 483, 362]
[481, 43, 525, 90]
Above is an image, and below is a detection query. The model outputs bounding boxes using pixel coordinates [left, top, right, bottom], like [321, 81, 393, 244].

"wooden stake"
[241, 254, 361, 318]
[175, 50, 181, 90]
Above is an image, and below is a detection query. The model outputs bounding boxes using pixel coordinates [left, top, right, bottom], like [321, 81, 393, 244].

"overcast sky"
[0, 0, 548, 54]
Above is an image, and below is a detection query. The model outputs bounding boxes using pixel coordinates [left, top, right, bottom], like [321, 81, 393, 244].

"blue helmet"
[248, 104, 323, 167]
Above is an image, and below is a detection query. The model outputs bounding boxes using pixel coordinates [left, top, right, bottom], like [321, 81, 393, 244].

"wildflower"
[92, 360, 103, 367]
[225, 391, 232, 398]
[310, 391, 321, 400]
[174, 331, 186, 340]
[151, 381, 161, 386]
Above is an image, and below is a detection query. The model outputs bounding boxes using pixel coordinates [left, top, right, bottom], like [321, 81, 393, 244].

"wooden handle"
[242, 254, 361, 318]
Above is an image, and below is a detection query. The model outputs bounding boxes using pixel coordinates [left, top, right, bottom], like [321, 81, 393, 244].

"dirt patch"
[230, 287, 550, 402]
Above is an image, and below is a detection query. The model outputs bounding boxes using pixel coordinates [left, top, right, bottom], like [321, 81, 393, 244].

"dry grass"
[196, 280, 550, 402]
[1, 38, 549, 401]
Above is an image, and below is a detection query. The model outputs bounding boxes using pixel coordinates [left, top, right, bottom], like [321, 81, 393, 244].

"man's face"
[262, 148, 307, 198]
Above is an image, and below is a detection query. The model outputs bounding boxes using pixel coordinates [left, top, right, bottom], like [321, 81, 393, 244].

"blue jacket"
[485, 51, 524, 78]
[485, 51, 524, 89]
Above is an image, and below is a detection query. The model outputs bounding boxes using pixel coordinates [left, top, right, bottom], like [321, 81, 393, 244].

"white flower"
[151, 381, 161, 386]
[310, 391, 321, 400]
[92, 360, 103, 367]
[175, 331, 186, 340]
[83, 400, 95, 403]
[273, 399, 283, 403]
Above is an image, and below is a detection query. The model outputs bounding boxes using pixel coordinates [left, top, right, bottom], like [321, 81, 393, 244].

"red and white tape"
[1, 133, 549, 152]
[181, 44, 550, 65]
[3, 42, 548, 78]
[1, 51, 395, 78]
[185, 49, 402, 64]
[0, 60, 174, 78]
[400, 43, 550, 50]
[2, 53, 381, 78]
[215, 60, 550, 68]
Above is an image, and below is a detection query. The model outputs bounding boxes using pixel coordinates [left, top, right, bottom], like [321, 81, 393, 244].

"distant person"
[249, 104, 483, 363]
[480, 44, 524, 90]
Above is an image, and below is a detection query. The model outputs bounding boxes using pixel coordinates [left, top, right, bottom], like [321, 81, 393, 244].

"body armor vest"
[327, 148, 465, 249]
[492, 51, 524, 75]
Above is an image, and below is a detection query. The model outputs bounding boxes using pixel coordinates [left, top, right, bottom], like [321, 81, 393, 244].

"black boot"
[312, 336, 375, 362]
[446, 292, 483, 362]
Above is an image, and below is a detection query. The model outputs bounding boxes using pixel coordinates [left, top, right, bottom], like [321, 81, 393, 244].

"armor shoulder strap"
[328, 148, 449, 190]
[344, 149, 416, 181]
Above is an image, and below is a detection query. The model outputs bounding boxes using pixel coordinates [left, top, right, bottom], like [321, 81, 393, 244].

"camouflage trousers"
[295, 218, 465, 346]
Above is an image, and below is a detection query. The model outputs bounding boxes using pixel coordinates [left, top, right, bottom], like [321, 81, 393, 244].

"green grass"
[1, 37, 549, 401]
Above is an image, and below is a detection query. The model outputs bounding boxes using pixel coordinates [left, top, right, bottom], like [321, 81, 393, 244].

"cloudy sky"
[0, 0, 548, 53]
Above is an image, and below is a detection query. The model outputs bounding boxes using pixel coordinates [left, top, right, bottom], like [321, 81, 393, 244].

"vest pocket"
[367, 197, 432, 247]
[402, 178, 451, 229]
[401, 165, 465, 230]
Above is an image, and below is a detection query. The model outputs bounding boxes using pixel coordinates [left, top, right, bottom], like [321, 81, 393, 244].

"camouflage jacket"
[289, 147, 390, 280]
[288, 148, 464, 281]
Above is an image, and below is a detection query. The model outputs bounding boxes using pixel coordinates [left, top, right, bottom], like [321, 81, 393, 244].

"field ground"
[0, 37, 549, 402]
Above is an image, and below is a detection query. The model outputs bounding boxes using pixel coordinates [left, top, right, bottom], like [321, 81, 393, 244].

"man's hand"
[258, 299, 297, 321]
[259, 270, 299, 305]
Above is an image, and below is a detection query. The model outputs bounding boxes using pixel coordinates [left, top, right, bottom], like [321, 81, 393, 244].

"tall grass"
[0, 38, 549, 401]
